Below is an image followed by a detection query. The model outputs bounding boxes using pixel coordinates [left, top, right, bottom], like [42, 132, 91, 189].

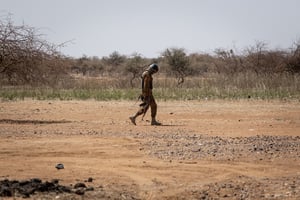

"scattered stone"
[87, 177, 93, 182]
[74, 188, 85, 195]
[1, 130, 299, 199]
[142, 134, 300, 162]
[74, 182, 86, 189]
[55, 163, 64, 170]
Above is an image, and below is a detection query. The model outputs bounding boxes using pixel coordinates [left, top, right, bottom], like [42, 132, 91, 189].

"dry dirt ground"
[0, 99, 300, 199]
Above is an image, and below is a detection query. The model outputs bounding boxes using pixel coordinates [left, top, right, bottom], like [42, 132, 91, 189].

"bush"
[0, 14, 69, 86]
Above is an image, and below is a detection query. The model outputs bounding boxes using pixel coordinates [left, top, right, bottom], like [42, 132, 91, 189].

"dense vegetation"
[1, 15, 299, 100]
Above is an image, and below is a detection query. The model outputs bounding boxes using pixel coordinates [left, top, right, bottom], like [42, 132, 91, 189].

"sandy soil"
[0, 99, 299, 199]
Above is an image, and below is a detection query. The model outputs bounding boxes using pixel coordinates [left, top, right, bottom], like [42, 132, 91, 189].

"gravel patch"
[141, 134, 300, 161]
[172, 175, 300, 200]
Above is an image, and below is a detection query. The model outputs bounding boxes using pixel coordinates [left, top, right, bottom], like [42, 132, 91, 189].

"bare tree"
[213, 48, 242, 74]
[244, 41, 269, 75]
[286, 41, 300, 73]
[243, 41, 289, 74]
[0, 14, 68, 85]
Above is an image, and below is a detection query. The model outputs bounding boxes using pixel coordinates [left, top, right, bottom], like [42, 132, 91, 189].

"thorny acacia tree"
[162, 48, 190, 86]
[125, 53, 146, 88]
[0, 15, 67, 85]
[102, 51, 126, 67]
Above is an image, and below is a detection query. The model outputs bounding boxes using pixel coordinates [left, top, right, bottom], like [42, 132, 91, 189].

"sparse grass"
[0, 73, 299, 101]
[0, 88, 140, 101]
[0, 86, 299, 101]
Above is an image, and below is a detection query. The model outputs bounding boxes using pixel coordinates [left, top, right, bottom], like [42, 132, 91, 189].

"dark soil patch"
[0, 178, 88, 198]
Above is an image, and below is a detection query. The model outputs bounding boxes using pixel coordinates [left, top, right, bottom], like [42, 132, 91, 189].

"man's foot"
[151, 120, 162, 126]
[129, 116, 136, 125]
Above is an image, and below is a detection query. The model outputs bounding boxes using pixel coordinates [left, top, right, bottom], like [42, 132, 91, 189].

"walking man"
[129, 63, 161, 126]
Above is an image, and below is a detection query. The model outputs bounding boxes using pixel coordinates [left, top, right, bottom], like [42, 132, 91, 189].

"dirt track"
[0, 100, 300, 199]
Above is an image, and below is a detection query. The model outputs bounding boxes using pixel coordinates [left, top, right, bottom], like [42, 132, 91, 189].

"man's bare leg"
[129, 116, 136, 125]
[151, 117, 162, 126]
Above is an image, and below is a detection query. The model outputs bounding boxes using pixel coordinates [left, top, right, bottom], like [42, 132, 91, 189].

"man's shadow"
[142, 120, 184, 127]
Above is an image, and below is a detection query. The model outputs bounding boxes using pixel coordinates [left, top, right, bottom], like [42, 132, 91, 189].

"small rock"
[55, 163, 64, 170]
[87, 177, 93, 182]
[52, 179, 59, 184]
[86, 187, 94, 191]
[75, 188, 85, 195]
[74, 182, 86, 189]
